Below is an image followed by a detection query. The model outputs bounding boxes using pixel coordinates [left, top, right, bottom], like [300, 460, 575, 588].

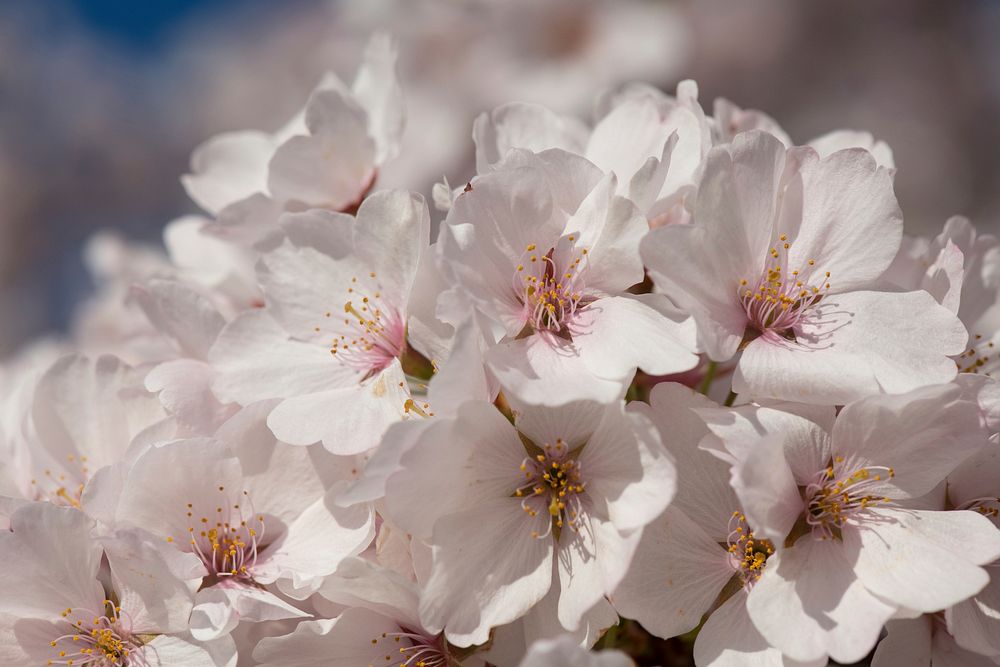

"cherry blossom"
[643, 130, 966, 404]
[439, 148, 697, 405]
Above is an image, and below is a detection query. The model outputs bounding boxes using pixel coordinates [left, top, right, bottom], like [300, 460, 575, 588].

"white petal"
[182, 130, 274, 214]
[574, 295, 699, 380]
[734, 289, 967, 404]
[696, 591, 814, 667]
[265, 363, 409, 453]
[612, 507, 733, 639]
[832, 383, 987, 499]
[267, 89, 375, 210]
[420, 498, 554, 647]
[351, 33, 404, 163]
[778, 147, 901, 290]
[747, 535, 895, 663]
[0, 503, 104, 618]
[870, 618, 933, 667]
[209, 310, 352, 405]
[486, 334, 626, 406]
[473, 102, 587, 174]
[141, 633, 237, 667]
[849, 508, 1000, 612]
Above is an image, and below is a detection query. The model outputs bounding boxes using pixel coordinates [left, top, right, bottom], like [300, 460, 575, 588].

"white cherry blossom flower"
[0, 502, 236, 666]
[381, 398, 674, 646]
[255, 557, 487, 667]
[643, 130, 966, 404]
[439, 148, 697, 405]
[209, 190, 433, 454]
[699, 384, 1000, 664]
[12, 354, 169, 510]
[182, 34, 402, 221]
[88, 403, 374, 640]
[612, 383, 827, 667]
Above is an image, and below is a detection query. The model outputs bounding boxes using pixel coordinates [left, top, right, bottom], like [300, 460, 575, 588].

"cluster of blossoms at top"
[2, 34, 1000, 667]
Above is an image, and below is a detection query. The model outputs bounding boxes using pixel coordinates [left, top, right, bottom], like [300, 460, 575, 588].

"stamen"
[805, 462, 895, 539]
[513, 438, 586, 538]
[725, 512, 774, 589]
[738, 237, 831, 338]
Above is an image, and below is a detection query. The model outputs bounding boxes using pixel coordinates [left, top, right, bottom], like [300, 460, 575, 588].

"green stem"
[724, 390, 738, 407]
[697, 360, 718, 395]
[596, 620, 621, 649]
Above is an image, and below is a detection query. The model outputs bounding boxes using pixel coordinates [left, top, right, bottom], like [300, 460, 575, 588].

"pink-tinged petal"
[130, 278, 226, 359]
[317, 556, 421, 631]
[870, 618, 933, 667]
[140, 633, 237, 667]
[697, 402, 834, 485]
[574, 294, 698, 380]
[115, 437, 243, 543]
[254, 609, 411, 667]
[641, 132, 790, 361]
[584, 98, 677, 191]
[580, 406, 675, 533]
[931, 629, 1000, 666]
[777, 147, 902, 291]
[555, 514, 635, 632]
[849, 508, 1000, 612]
[190, 583, 309, 641]
[734, 290, 967, 405]
[101, 528, 203, 634]
[353, 190, 429, 304]
[350, 33, 403, 163]
[947, 576, 1000, 658]
[831, 384, 986, 499]
[383, 418, 477, 539]
[640, 383, 739, 542]
[747, 536, 895, 664]
[33, 353, 164, 475]
[473, 102, 587, 174]
[145, 358, 236, 433]
[486, 334, 626, 406]
[253, 483, 374, 588]
[442, 163, 560, 334]
[210, 310, 352, 405]
[420, 498, 554, 647]
[339, 417, 437, 508]
[265, 362, 409, 454]
[257, 208, 357, 341]
[696, 591, 818, 667]
[612, 507, 733, 639]
[182, 130, 274, 214]
[519, 635, 633, 667]
[267, 89, 376, 211]
[922, 239, 965, 314]
[562, 173, 647, 294]
[0, 503, 105, 619]
[728, 433, 803, 547]
[807, 130, 894, 169]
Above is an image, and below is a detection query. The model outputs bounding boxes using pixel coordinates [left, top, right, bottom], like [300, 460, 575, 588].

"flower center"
[47, 601, 140, 666]
[514, 438, 587, 539]
[30, 455, 91, 509]
[513, 239, 589, 335]
[368, 628, 451, 667]
[319, 271, 406, 375]
[739, 235, 830, 338]
[955, 496, 1000, 520]
[168, 486, 266, 582]
[726, 511, 774, 589]
[957, 333, 997, 375]
[805, 458, 894, 539]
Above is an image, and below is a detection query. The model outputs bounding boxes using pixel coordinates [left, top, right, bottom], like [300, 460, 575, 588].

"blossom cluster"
[2, 35, 999, 667]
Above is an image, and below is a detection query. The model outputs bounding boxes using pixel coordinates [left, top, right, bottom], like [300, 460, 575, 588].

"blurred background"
[2, 0, 1000, 356]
